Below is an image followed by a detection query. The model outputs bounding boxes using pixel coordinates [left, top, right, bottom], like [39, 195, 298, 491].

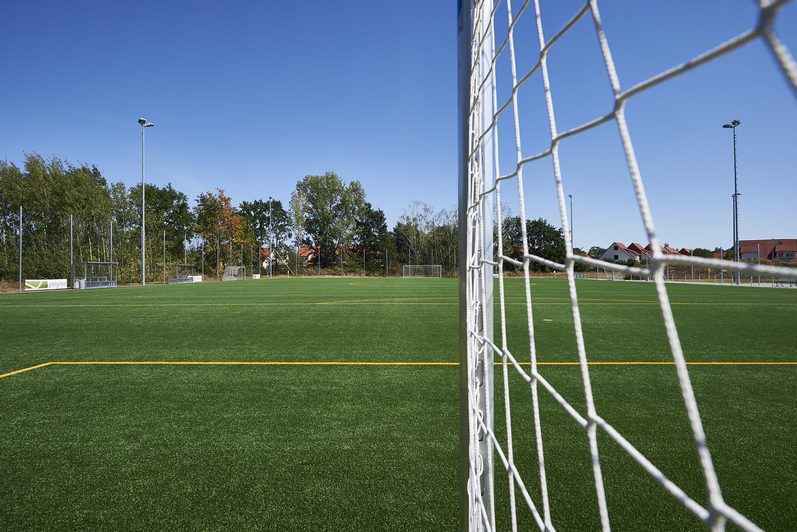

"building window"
[613, 245, 618, 250]
[614, 254, 619, 260]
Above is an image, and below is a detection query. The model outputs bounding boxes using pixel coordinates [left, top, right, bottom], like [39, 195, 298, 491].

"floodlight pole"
[268, 196, 273, 279]
[18, 206, 23, 292]
[163, 229, 166, 284]
[110, 220, 114, 282]
[69, 214, 74, 286]
[139, 118, 155, 286]
[722, 119, 740, 285]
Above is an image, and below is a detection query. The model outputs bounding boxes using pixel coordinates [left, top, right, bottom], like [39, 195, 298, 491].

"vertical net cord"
[504, 0, 553, 527]
[469, 5, 489, 527]
[479, 4, 496, 528]
[586, 1, 727, 529]
[490, 11, 520, 529]
[531, 1, 611, 529]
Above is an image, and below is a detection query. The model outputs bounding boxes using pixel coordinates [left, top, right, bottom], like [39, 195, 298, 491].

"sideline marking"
[1, 360, 794, 380]
[0, 362, 53, 379]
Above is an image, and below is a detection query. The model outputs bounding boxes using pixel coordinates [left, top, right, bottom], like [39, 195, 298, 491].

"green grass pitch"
[0, 278, 794, 529]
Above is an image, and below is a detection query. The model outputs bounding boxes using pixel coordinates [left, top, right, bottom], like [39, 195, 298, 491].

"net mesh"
[222, 265, 246, 281]
[462, 1, 797, 530]
[402, 265, 443, 278]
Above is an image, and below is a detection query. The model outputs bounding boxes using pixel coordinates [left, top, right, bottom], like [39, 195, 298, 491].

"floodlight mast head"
[138, 117, 155, 127]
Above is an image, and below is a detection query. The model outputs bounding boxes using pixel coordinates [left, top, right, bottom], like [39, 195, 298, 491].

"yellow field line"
[48, 361, 458, 366]
[1, 360, 794, 380]
[0, 362, 53, 379]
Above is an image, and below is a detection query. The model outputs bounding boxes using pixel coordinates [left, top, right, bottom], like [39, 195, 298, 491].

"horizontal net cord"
[653, 254, 797, 278]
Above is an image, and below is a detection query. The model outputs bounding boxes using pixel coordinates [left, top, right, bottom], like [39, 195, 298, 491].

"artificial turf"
[0, 278, 794, 530]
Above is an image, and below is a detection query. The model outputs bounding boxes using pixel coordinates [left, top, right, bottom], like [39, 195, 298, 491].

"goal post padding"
[458, 1, 797, 531]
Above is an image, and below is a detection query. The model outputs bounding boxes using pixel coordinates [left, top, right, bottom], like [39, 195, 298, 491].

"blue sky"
[1, 1, 794, 250]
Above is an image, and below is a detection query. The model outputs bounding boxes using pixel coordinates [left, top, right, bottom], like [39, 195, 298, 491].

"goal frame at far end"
[401, 264, 443, 278]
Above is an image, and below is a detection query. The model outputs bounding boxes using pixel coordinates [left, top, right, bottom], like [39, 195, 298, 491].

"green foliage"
[291, 172, 366, 269]
[238, 198, 291, 247]
[588, 246, 606, 258]
[500, 216, 566, 271]
[392, 201, 457, 273]
[692, 248, 714, 258]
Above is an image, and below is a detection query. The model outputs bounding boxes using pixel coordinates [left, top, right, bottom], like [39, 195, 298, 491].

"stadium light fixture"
[722, 119, 741, 284]
[139, 117, 155, 285]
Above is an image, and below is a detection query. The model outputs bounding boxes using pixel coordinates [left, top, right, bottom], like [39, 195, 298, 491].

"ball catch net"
[457, 1, 797, 531]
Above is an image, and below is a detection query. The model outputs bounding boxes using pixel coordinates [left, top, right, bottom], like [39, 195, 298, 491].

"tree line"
[0, 154, 572, 284]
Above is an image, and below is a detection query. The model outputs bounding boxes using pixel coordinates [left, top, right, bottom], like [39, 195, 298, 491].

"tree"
[291, 172, 366, 269]
[194, 189, 243, 277]
[500, 216, 565, 271]
[353, 202, 388, 273]
[588, 246, 606, 258]
[239, 199, 291, 248]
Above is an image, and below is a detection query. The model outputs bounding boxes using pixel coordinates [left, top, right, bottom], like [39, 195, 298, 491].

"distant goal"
[402, 265, 442, 278]
[222, 265, 246, 282]
[168, 264, 199, 284]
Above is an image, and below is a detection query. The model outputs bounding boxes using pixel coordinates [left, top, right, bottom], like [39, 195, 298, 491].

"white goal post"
[222, 265, 246, 281]
[457, 1, 797, 531]
[402, 264, 442, 278]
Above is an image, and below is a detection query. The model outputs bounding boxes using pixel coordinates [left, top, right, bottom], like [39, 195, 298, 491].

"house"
[598, 242, 640, 262]
[627, 243, 653, 261]
[738, 239, 797, 260]
[598, 241, 692, 263]
[261, 245, 318, 267]
[644, 243, 680, 255]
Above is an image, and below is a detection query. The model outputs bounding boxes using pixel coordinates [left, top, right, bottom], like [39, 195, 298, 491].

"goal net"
[222, 265, 246, 281]
[458, 1, 796, 531]
[402, 264, 442, 278]
[168, 263, 197, 284]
